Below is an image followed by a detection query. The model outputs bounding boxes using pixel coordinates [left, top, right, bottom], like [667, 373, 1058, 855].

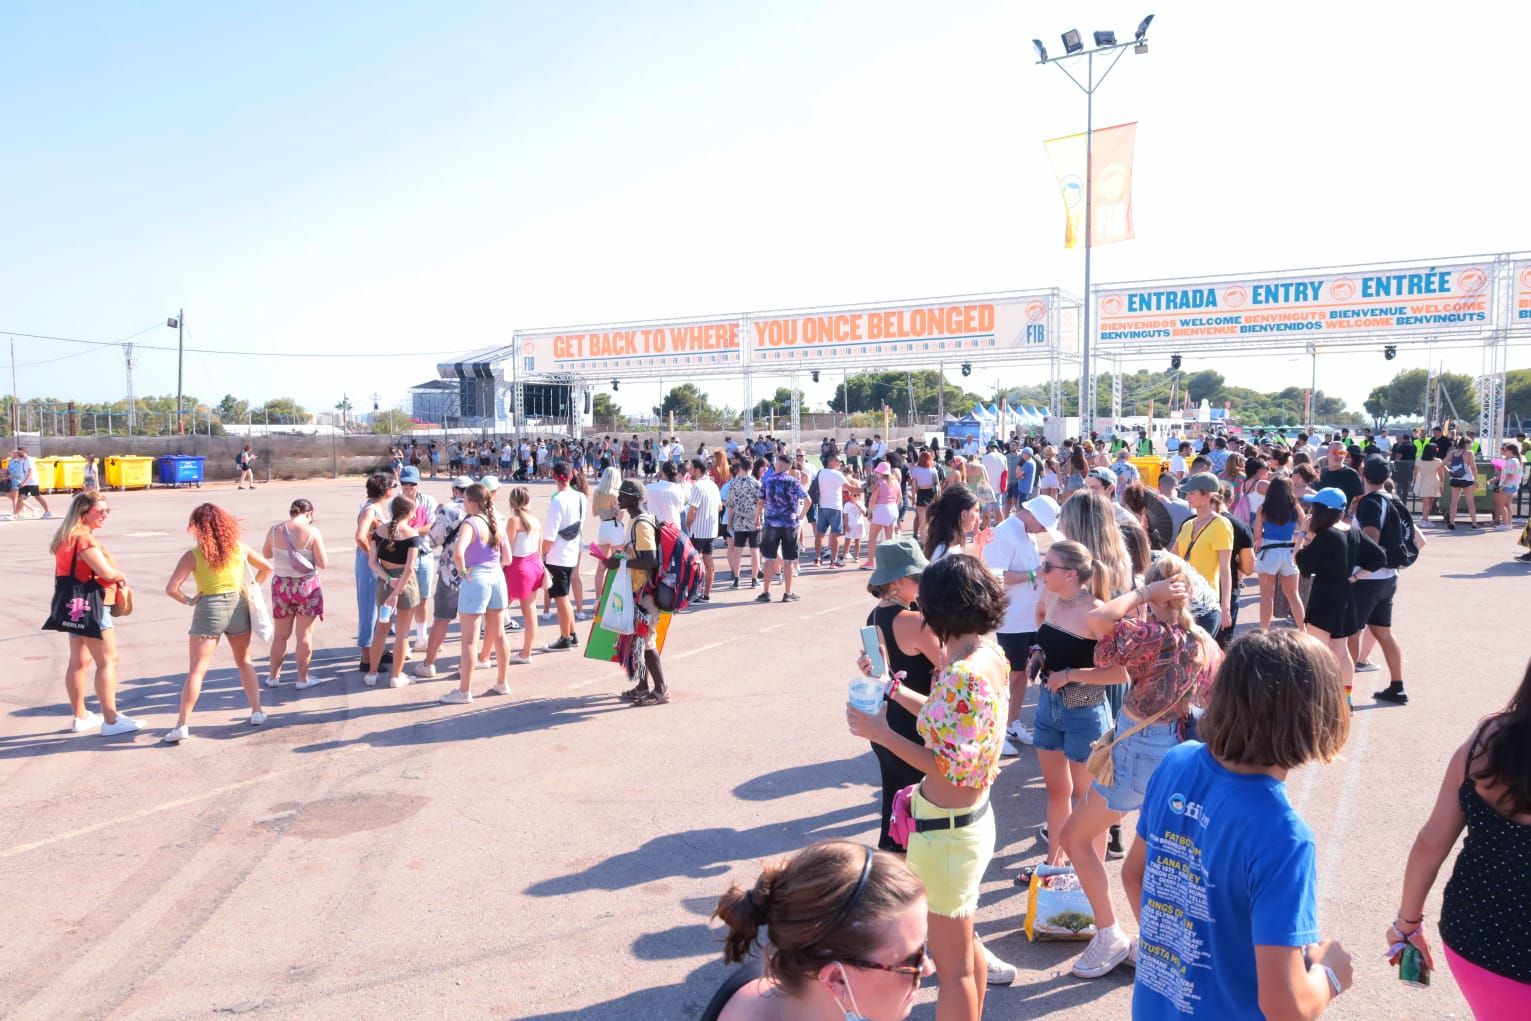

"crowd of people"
[35, 421, 1528, 1016]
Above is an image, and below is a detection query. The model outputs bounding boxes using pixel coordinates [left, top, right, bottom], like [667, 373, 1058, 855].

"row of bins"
[4, 455, 205, 491]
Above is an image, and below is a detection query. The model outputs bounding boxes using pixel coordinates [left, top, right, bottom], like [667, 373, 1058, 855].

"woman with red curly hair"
[163, 503, 273, 743]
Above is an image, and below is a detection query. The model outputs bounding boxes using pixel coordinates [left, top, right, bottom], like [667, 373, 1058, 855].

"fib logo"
[1330, 278, 1358, 301]
[1100, 293, 1124, 316]
[1456, 268, 1487, 294]
[1222, 286, 1248, 308]
[1025, 301, 1046, 323]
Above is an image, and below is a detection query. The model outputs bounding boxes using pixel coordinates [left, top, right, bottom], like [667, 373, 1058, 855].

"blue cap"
[1302, 487, 1348, 510]
[399, 465, 421, 484]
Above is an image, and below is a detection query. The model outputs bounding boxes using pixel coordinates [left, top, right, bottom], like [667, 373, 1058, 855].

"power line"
[1, 327, 431, 360]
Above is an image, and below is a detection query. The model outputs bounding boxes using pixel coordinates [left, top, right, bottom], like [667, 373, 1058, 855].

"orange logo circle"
[1025, 301, 1046, 322]
[1223, 286, 1247, 308]
[1457, 268, 1487, 294]
[522, 340, 537, 356]
[1330, 278, 1357, 301]
[1101, 294, 1124, 316]
[1520, 267, 1531, 290]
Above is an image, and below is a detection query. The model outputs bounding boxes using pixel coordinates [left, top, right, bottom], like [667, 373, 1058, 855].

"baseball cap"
[451, 475, 473, 490]
[1021, 446, 1034, 456]
[399, 465, 421, 484]
[1178, 472, 1221, 495]
[480, 475, 501, 492]
[1302, 487, 1348, 510]
[1362, 457, 1391, 485]
[1087, 467, 1117, 488]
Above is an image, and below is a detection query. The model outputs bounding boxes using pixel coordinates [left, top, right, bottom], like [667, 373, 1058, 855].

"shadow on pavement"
[732, 754, 868, 801]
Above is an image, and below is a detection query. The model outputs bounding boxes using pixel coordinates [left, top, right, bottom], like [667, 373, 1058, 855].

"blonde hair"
[593, 466, 622, 519]
[1048, 538, 1108, 601]
[1143, 554, 1196, 632]
[506, 486, 535, 533]
[50, 491, 107, 555]
[1058, 490, 1133, 598]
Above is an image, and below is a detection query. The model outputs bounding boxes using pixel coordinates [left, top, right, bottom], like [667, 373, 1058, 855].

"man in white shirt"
[685, 458, 722, 601]
[982, 494, 1059, 753]
[811, 453, 848, 566]
[541, 462, 586, 651]
[646, 461, 688, 528]
[1169, 442, 1192, 482]
[980, 443, 1008, 524]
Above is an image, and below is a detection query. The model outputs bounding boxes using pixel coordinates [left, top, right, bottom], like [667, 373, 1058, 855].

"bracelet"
[1319, 964, 1341, 997]
[1396, 913, 1423, 925]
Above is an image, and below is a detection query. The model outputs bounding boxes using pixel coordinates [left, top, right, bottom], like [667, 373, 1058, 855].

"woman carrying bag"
[44, 491, 141, 737]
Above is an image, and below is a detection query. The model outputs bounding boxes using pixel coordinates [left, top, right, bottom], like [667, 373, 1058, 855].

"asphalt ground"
[0, 475, 1515, 1019]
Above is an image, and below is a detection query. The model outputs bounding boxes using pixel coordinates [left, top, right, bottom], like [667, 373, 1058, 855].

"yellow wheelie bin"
[104, 455, 154, 490]
[32, 456, 61, 492]
[53, 455, 87, 492]
[1129, 457, 1164, 489]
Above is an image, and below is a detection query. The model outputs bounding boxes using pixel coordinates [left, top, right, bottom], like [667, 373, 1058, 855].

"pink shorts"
[272, 574, 324, 620]
[503, 554, 546, 602]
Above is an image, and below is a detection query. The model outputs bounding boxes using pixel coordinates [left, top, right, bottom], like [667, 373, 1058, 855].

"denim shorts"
[1091, 713, 1181, 812]
[815, 507, 843, 535]
[1031, 685, 1112, 764]
[457, 564, 507, 615]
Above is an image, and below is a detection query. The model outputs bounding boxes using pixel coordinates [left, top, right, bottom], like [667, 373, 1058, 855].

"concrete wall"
[32, 435, 393, 484]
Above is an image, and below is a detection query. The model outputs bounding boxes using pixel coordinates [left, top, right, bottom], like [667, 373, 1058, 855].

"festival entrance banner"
[520, 294, 1061, 375]
[1515, 260, 1531, 324]
[1095, 261, 1494, 345]
[1043, 122, 1136, 250]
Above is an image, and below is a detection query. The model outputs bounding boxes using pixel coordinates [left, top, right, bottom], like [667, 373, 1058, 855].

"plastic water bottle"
[848, 675, 884, 715]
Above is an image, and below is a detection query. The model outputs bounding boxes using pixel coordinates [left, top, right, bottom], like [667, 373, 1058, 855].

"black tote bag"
[42, 542, 104, 640]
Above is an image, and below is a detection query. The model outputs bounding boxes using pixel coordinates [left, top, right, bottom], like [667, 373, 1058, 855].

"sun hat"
[873, 462, 891, 475]
[1021, 494, 1061, 534]
[1178, 472, 1221, 496]
[618, 478, 647, 504]
[451, 475, 473, 490]
[399, 465, 421, 484]
[868, 536, 929, 587]
[1302, 487, 1348, 510]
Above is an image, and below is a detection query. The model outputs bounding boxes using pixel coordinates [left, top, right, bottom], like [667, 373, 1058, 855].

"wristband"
[1319, 964, 1341, 997]
[884, 676, 901, 702]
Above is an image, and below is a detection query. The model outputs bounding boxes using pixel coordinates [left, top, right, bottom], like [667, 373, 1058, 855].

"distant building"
[410, 379, 459, 425]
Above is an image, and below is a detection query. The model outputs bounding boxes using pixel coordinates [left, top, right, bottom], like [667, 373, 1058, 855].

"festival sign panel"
[1515, 260, 1531, 325]
[520, 294, 1057, 375]
[1095, 262, 1493, 345]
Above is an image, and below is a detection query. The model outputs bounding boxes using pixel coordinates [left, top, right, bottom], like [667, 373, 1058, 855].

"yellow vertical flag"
[1043, 122, 1137, 249]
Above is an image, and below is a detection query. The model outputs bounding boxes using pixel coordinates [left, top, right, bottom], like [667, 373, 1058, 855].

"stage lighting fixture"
[1061, 29, 1083, 54]
[1093, 30, 1116, 47]
[1135, 14, 1154, 41]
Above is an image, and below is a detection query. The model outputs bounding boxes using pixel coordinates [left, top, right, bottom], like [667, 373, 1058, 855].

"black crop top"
[1037, 622, 1098, 672]
[374, 531, 422, 568]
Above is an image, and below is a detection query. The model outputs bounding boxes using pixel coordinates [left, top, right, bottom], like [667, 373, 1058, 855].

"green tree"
[371, 409, 414, 434]
[592, 392, 625, 426]
[830, 371, 981, 417]
[217, 394, 249, 424]
[1503, 369, 1531, 425]
[1364, 369, 1478, 424]
[1184, 370, 1226, 404]
[254, 397, 309, 424]
[654, 383, 714, 424]
[751, 387, 804, 419]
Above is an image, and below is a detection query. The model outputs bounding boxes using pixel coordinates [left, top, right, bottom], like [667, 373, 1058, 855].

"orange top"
[54, 532, 119, 604]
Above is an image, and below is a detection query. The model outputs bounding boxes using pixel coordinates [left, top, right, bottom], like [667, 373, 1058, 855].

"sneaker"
[294, 677, 326, 690]
[1007, 721, 1035, 747]
[693, 594, 709, 603]
[1354, 660, 1378, 672]
[781, 592, 800, 602]
[1107, 825, 1126, 860]
[749, 577, 758, 589]
[1374, 683, 1409, 705]
[162, 725, 191, 743]
[569, 633, 579, 648]
[484, 684, 510, 696]
[1072, 927, 1133, 978]
[261, 674, 282, 688]
[509, 652, 531, 665]
[249, 711, 268, 726]
[505, 618, 522, 631]
[42, 511, 55, 519]
[101, 715, 143, 737]
[546, 636, 577, 652]
[363, 673, 380, 686]
[731, 578, 740, 589]
[754, 592, 772, 603]
[1000, 737, 1021, 757]
[409, 662, 440, 680]
[1497, 523, 1511, 531]
[1126, 938, 1139, 969]
[70, 711, 104, 734]
[387, 675, 411, 688]
[983, 944, 1018, 986]
[1518, 551, 1531, 562]
[439, 689, 472, 704]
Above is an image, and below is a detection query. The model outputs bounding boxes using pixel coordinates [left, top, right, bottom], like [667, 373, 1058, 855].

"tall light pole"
[166, 310, 184, 433]
[1033, 15, 1153, 438]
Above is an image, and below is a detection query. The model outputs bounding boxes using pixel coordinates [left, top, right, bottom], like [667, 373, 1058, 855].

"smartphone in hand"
[860, 626, 887, 677]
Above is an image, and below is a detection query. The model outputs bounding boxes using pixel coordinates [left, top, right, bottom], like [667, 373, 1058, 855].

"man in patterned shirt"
[755, 453, 807, 604]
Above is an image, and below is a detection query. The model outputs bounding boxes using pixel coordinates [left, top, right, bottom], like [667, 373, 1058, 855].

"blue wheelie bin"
[157, 454, 206, 488]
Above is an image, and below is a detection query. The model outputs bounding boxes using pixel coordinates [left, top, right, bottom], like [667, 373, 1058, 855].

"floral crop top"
[916, 643, 1011, 790]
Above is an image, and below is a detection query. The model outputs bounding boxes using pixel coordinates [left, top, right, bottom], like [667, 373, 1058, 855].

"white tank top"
[510, 518, 541, 558]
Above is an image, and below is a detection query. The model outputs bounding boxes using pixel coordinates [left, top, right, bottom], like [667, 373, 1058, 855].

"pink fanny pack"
[889, 784, 917, 848]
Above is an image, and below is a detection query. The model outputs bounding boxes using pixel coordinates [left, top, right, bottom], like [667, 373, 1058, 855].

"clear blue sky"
[4, 1, 1529, 419]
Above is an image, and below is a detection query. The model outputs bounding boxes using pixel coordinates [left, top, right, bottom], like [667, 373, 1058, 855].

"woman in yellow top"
[849, 553, 1010, 1021]
[1174, 472, 1234, 633]
[163, 503, 273, 743]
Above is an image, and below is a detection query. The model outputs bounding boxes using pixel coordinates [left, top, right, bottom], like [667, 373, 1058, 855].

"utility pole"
[10, 339, 19, 442]
[167, 310, 185, 434]
[122, 343, 137, 431]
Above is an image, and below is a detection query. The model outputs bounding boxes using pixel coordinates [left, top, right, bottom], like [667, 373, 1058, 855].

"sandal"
[618, 685, 648, 702]
[1012, 864, 1038, 887]
[631, 689, 671, 707]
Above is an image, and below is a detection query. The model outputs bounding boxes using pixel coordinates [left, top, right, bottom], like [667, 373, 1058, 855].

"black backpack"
[1362, 492, 1419, 570]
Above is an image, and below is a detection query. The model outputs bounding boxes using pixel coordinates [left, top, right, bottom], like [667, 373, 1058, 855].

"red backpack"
[633, 514, 705, 612]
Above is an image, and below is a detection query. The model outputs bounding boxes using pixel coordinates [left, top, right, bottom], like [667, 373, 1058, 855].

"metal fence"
[3, 400, 359, 438]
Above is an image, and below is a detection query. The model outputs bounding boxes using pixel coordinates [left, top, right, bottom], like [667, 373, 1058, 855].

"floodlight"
[1170, 354, 1182, 370]
[1384, 345, 1397, 361]
[1032, 38, 1048, 62]
[612, 379, 620, 390]
[811, 370, 820, 383]
[1093, 30, 1116, 47]
[1135, 14, 1154, 42]
[1061, 29, 1083, 54]
[961, 362, 972, 377]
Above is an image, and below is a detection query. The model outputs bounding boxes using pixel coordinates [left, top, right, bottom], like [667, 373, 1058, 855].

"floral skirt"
[272, 574, 324, 620]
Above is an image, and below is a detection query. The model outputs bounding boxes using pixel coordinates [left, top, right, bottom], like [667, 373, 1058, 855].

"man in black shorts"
[1353, 457, 1419, 704]
[755, 453, 807, 603]
[725, 462, 761, 589]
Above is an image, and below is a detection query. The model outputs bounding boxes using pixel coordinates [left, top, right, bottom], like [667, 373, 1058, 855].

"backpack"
[633, 513, 705, 612]
[807, 471, 821, 509]
[1363, 492, 1420, 570]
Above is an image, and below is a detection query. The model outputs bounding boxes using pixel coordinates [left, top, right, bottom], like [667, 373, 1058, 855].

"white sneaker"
[162, 725, 191, 743]
[387, 675, 411, 688]
[484, 684, 510, 696]
[409, 662, 440, 680]
[983, 944, 1018, 986]
[70, 711, 104, 734]
[1000, 737, 1021, 757]
[363, 673, 380, 686]
[261, 674, 282, 688]
[509, 652, 531, 665]
[294, 677, 325, 690]
[1072, 927, 1132, 978]
[1007, 721, 1035, 746]
[249, 711, 268, 726]
[440, 689, 472, 705]
[1497, 523, 1510, 531]
[1354, 660, 1378, 672]
[101, 715, 143, 736]
[42, 511, 55, 519]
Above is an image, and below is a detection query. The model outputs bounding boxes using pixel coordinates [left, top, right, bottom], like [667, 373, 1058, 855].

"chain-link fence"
[2, 399, 359, 438]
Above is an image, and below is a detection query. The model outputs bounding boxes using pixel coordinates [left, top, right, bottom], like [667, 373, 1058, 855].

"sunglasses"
[1041, 561, 1066, 573]
[840, 943, 928, 986]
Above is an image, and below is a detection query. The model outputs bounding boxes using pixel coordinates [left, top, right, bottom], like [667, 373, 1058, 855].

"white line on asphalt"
[1315, 709, 1372, 911]
[0, 746, 369, 861]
